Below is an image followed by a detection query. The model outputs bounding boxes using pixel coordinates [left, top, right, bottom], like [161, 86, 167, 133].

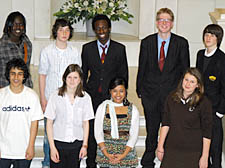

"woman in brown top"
[157, 68, 212, 168]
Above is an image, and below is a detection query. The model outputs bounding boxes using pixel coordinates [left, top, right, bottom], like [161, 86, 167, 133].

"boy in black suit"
[196, 24, 225, 168]
[81, 14, 128, 168]
[136, 8, 190, 168]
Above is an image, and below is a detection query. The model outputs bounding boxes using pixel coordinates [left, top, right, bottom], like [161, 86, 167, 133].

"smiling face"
[182, 73, 199, 98]
[94, 19, 111, 45]
[9, 16, 25, 40]
[156, 13, 173, 35]
[9, 67, 24, 89]
[66, 71, 81, 90]
[56, 26, 70, 42]
[110, 85, 126, 104]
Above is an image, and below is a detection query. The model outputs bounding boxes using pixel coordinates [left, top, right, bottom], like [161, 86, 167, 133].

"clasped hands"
[106, 153, 125, 164]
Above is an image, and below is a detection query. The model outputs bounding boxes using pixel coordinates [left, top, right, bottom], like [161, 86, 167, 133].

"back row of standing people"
[0, 7, 224, 168]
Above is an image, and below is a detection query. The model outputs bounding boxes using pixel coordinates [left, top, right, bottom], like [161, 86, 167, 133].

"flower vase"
[86, 19, 95, 37]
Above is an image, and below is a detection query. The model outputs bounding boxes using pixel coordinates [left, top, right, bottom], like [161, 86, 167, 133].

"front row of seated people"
[0, 8, 224, 168]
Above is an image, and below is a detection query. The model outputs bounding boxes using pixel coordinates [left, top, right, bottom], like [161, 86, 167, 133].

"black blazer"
[81, 40, 128, 99]
[136, 33, 190, 99]
[196, 48, 225, 114]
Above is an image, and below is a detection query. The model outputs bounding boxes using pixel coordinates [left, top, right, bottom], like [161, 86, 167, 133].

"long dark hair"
[172, 68, 204, 108]
[109, 77, 130, 106]
[58, 64, 84, 98]
[3, 11, 26, 35]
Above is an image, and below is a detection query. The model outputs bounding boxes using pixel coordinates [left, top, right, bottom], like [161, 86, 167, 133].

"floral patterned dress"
[96, 104, 138, 168]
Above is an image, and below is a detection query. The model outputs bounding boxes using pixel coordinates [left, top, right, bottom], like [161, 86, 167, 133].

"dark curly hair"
[5, 58, 30, 84]
[92, 14, 111, 31]
[3, 11, 26, 35]
[52, 19, 73, 40]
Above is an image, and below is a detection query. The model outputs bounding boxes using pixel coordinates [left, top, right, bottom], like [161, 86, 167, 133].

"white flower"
[74, 3, 79, 8]
[83, 1, 89, 6]
[109, 2, 114, 7]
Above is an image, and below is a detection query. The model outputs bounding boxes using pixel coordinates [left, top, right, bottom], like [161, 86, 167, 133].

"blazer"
[136, 33, 190, 99]
[196, 48, 225, 114]
[81, 40, 128, 99]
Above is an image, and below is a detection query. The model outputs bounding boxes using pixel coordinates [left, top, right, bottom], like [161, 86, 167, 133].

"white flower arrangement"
[54, 0, 134, 24]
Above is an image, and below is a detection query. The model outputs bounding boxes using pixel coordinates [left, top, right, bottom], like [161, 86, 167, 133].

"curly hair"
[52, 19, 73, 40]
[5, 58, 30, 84]
[3, 11, 26, 35]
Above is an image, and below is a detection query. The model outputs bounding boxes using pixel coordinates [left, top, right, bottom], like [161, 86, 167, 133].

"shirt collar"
[97, 39, 110, 48]
[157, 34, 171, 44]
[204, 47, 217, 57]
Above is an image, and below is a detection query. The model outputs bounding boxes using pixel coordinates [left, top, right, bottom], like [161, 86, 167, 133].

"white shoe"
[42, 166, 49, 168]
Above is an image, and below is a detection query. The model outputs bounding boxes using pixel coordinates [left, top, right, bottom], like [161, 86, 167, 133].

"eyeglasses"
[157, 18, 172, 24]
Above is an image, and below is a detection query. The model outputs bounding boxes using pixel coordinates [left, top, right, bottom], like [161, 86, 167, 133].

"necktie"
[101, 45, 107, 64]
[98, 45, 107, 92]
[159, 41, 166, 71]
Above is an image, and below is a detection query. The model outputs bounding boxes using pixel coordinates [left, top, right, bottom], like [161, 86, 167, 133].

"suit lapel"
[152, 34, 160, 71]
[92, 41, 103, 66]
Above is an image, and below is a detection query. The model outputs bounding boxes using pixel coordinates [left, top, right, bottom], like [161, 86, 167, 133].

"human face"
[9, 16, 25, 39]
[9, 68, 24, 89]
[56, 26, 70, 42]
[66, 71, 81, 90]
[110, 85, 126, 104]
[204, 33, 217, 49]
[182, 73, 198, 98]
[94, 20, 111, 45]
[156, 13, 173, 34]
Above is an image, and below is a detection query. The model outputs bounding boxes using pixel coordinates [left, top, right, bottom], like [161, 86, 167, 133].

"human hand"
[79, 146, 87, 159]
[25, 145, 35, 160]
[105, 153, 116, 164]
[156, 147, 164, 161]
[50, 146, 60, 163]
[199, 155, 208, 168]
[40, 97, 47, 112]
[113, 153, 126, 164]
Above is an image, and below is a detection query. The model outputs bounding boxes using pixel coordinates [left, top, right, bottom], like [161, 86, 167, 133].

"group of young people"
[0, 7, 224, 168]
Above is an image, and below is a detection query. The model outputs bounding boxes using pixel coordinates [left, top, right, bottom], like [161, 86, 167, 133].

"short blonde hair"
[156, 8, 174, 22]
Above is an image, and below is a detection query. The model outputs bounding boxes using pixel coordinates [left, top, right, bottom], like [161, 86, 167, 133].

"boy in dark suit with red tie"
[136, 8, 190, 168]
[196, 24, 225, 168]
[81, 14, 128, 168]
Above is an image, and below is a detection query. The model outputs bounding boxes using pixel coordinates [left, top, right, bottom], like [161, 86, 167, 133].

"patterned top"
[96, 104, 139, 168]
[0, 34, 33, 88]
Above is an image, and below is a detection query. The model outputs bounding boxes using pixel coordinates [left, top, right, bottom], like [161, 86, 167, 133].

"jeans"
[0, 158, 32, 168]
[42, 118, 50, 167]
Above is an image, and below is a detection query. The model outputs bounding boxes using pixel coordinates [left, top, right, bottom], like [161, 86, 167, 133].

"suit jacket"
[196, 48, 225, 114]
[81, 40, 128, 99]
[136, 33, 190, 100]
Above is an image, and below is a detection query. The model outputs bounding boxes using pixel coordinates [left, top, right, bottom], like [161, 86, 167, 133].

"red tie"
[98, 45, 107, 92]
[101, 45, 107, 64]
[159, 41, 166, 71]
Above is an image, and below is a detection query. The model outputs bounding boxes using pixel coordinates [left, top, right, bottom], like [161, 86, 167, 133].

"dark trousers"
[141, 94, 163, 168]
[0, 158, 31, 168]
[208, 115, 223, 168]
[50, 140, 82, 168]
[86, 94, 107, 168]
